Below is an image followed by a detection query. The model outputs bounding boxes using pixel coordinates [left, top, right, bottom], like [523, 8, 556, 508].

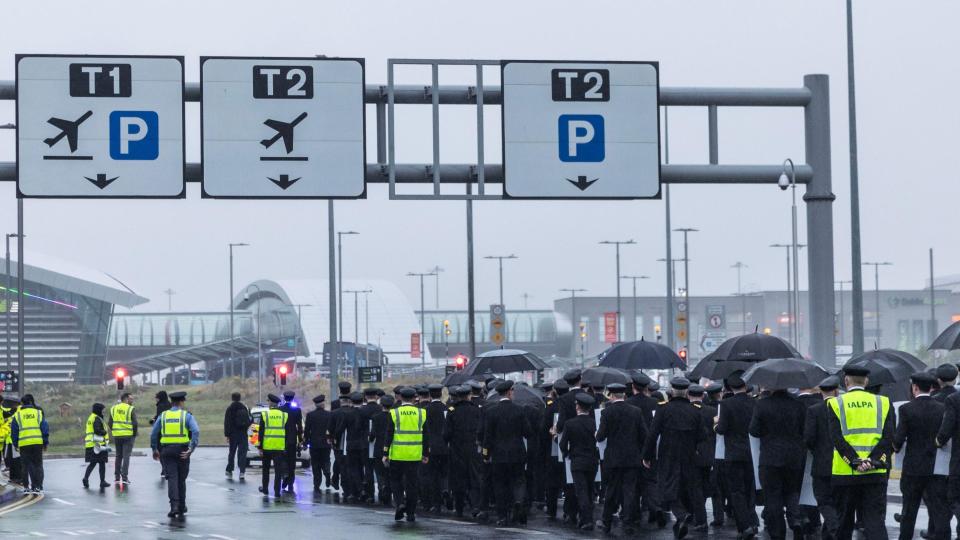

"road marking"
[0, 493, 43, 516]
[197, 482, 216, 487]
[496, 527, 547, 535]
[58, 532, 80, 537]
[52, 497, 76, 505]
[188, 535, 202, 538]
[208, 535, 238, 540]
[92, 508, 120, 516]
[28, 533, 47, 537]
[431, 518, 477, 525]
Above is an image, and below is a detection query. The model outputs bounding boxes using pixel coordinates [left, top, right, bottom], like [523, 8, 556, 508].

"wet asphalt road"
[0, 448, 926, 539]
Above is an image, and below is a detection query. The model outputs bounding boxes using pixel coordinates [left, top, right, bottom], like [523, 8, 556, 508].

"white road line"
[92, 509, 119, 516]
[143, 521, 161, 526]
[208, 535, 238, 540]
[197, 482, 216, 487]
[496, 527, 546, 535]
[188, 534, 202, 538]
[52, 497, 76, 506]
[28, 533, 47, 537]
[76, 531, 95, 535]
[58, 532, 80, 537]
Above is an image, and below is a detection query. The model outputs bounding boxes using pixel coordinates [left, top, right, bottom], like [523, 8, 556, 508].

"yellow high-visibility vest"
[110, 402, 134, 438]
[262, 408, 288, 451]
[85, 413, 109, 449]
[828, 390, 890, 476]
[159, 410, 190, 445]
[14, 407, 44, 447]
[388, 405, 426, 461]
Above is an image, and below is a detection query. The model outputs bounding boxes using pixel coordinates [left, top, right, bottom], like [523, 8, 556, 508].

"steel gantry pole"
[17, 199, 24, 393]
[228, 242, 248, 378]
[327, 201, 339, 402]
[847, 0, 866, 355]
[408, 271, 436, 369]
[674, 228, 697, 356]
[600, 240, 634, 343]
[5, 233, 19, 371]
[781, 159, 802, 352]
[663, 107, 675, 351]
[862, 262, 892, 348]
[836, 280, 851, 345]
[621, 275, 649, 341]
[429, 266, 443, 309]
[337, 230, 359, 346]
[731, 262, 748, 334]
[484, 255, 517, 308]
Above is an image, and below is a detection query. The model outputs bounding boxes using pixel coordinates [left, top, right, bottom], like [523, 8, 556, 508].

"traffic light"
[443, 319, 452, 337]
[678, 347, 687, 365]
[114, 367, 126, 390]
[454, 354, 467, 371]
[278, 364, 289, 386]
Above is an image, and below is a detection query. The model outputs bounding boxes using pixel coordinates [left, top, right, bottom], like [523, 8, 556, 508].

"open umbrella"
[709, 333, 802, 362]
[440, 371, 473, 386]
[689, 358, 755, 381]
[742, 358, 829, 391]
[930, 320, 960, 351]
[598, 338, 685, 370]
[485, 383, 545, 409]
[842, 349, 926, 386]
[464, 349, 549, 376]
[581, 366, 631, 387]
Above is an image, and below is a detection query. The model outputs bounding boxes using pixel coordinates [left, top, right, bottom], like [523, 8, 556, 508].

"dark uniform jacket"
[556, 388, 585, 433]
[359, 401, 382, 451]
[936, 391, 960, 475]
[827, 390, 896, 485]
[715, 392, 755, 463]
[223, 401, 251, 437]
[279, 402, 303, 445]
[445, 399, 482, 461]
[749, 391, 807, 469]
[803, 400, 835, 477]
[541, 397, 560, 460]
[371, 409, 391, 459]
[333, 406, 368, 451]
[694, 402, 718, 468]
[304, 407, 332, 450]
[894, 395, 945, 476]
[596, 400, 646, 468]
[424, 400, 450, 456]
[797, 392, 823, 410]
[642, 397, 705, 500]
[935, 385, 957, 404]
[482, 399, 532, 464]
[626, 392, 659, 427]
[559, 413, 599, 472]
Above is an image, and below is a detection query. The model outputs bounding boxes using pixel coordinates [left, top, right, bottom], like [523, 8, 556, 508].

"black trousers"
[422, 453, 448, 509]
[812, 475, 840, 539]
[390, 460, 421, 515]
[310, 447, 331, 489]
[20, 445, 44, 490]
[374, 457, 392, 503]
[835, 481, 888, 540]
[602, 466, 639, 525]
[226, 432, 247, 473]
[492, 462, 527, 521]
[694, 466, 712, 525]
[332, 450, 343, 487]
[343, 449, 364, 498]
[544, 459, 566, 518]
[571, 468, 596, 526]
[759, 464, 803, 539]
[3, 445, 21, 482]
[948, 476, 960, 534]
[363, 456, 377, 499]
[283, 442, 298, 485]
[84, 461, 105, 483]
[261, 450, 285, 495]
[159, 444, 190, 510]
[721, 460, 758, 532]
[449, 448, 482, 513]
[900, 475, 949, 540]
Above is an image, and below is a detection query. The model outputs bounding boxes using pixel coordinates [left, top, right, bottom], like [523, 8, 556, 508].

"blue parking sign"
[110, 111, 159, 160]
[558, 114, 604, 162]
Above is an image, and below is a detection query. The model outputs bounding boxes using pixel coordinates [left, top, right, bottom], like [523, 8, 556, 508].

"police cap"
[282, 390, 295, 399]
[169, 391, 187, 401]
[468, 381, 484, 392]
[554, 379, 570, 391]
[349, 391, 363, 403]
[393, 385, 404, 394]
[267, 393, 281, 404]
[312, 395, 326, 404]
[937, 364, 959, 381]
[496, 380, 514, 394]
[817, 376, 840, 391]
[724, 375, 746, 390]
[399, 387, 417, 399]
[688, 384, 705, 396]
[706, 383, 724, 394]
[563, 368, 582, 383]
[843, 365, 871, 378]
[428, 383, 444, 392]
[540, 382, 554, 392]
[670, 377, 691, 390]
[606, 383, 627, 394]
[376, 389, 385, 397]
[338, 381, 352, 394]
[416, 386, 430, 396]
[380, 395, 395, 407]
[631, 372, 651, 387]
[575, 393, 596, 408]
[363, 387, 380, 396]
[649, 381, 661, 392]
[911, 371, 937, 385]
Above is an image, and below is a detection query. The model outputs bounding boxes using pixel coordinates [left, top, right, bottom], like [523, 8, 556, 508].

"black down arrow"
[268, 174, 301, 190]
[566, 175, 598, 191]
[84, 173, 118, 189]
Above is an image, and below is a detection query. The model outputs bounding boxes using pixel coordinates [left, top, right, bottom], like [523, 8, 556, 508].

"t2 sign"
[552, 69, 609, 102]
[252, 65, 313, 99]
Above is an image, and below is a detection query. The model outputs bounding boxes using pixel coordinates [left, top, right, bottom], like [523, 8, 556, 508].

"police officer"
[596, 382, 646, 534]
[384, 387, 429, 522]
[895, 372, 949, 540]
[688, 384, 717, 531]
[804, 376, 842, 540]
[150, 391, 199, 519]
[555, 369, 585, 433]
[304, 394, 332, 492]
[11, 394, 48, 493]
[444, 385, 482, 517]
[543, 379, 569, 521]
[329, 381, 352, 491]
[829, 365, 894, 540]
[279, 390, 303, 493]
[716, 374, 759, 539]
[559, 392, 599, 531]
[935, 364, 959, 403]
[335, 391, 368, 502]
[937, 367, 960, 538]
[109, 392, 137, 485]
[643, 377, 705, 540]
[82, 402, 111, 489]
[359, 387, 382, 502]
[483, 380, 532, 526]
[258, 394, 288, 498]
[372, 395, 395, 505]
[421, 383, 450, 512]
[627, 372, 665, 526]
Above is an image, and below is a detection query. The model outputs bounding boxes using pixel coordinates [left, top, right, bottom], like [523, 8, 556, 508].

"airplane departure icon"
[44, 110, 93, 153]
[260, 112, 308, 154]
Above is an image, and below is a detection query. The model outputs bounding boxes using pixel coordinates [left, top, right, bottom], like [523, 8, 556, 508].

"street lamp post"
[484, 254, 518, 308]
[163, 289, 176, 311]
[835, 280, 851, 345]
[5, 233, 21, 371]
[600, 240, 635, 343]
[779, 159, 802, 353]
[244, 284, 263, 403]
[862, 262, 892, 347]
[673, 229, 697, 355]
[731, 262, 748, 334]
[770, 243, 806, 345]
[620, 276, 649, 341]
[847, 0, 866, 355]
[407, 272, 436, 369]
[337, 231, 359, 347]
[287, 303, 311, 357]
[560, 288, 586, 361]
[344, 289, 372, 379]
[429, 266, 444, 309]
[228, 242, 248, 378]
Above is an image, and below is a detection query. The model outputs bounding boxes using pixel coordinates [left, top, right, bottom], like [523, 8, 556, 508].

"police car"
[246, 404, 309, 468]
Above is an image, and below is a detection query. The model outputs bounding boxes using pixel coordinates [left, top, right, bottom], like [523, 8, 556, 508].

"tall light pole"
[620, 275, 649, 341]
[287, 303, 311, 357]
[929, 249, 937, 344]
[163, 289, 176, 311]
[731, 262, 748, 334]
[673, 229, 697, 355]
[771, 243, 806, 345]
[561, 288, 587, 366]
[600, 240, 635, 343]
[228, 242, 248, 378]
[407, 271, 436, 368]
[657, 258, 683, 297]
[5, 233, 22, 371]
[835, 280, 851, 346]
[484, 254, 518, 308]
[779, 159, 802, 353]
[344, 289, 372, 380]
[862, 262, 892, 348]
[337, 230, 359, 346]
[429, 266, 444, 309]
[847, 0, 866, 355]
[244, 284, 263, 403]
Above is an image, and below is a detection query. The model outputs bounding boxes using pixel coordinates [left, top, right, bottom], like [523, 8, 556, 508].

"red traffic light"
[115, 368, 126, 379]
[678, 348, 688, 362]
[454, 354, 467, 370]
[278, 364, 289, 375]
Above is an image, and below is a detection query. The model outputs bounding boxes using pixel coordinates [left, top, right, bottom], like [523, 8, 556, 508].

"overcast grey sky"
[0, 0, 957, 314]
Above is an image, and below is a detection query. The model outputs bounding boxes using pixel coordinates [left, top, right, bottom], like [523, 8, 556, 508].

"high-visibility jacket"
[14, 407, 44, 447]
[388, 405, 426, 461]
[110, 402, 135, 438]
[159, 409, 190, 445]
[262, 408, 288, 451]
[85, 413, 108, 449]
[828, 390, 891, 476]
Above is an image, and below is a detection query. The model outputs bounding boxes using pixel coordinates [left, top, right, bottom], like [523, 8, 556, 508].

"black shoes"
[99, 481, 111, 488]
[738, 526, 758, 540]
[657, 511, 670, 528]
[596, 520, 612, 533]
[579, 523, 595, 531]
[82, 478, 89, 489]
[673, 514, 692, 539]
[406, 513, 416, 522]
[395, 505, 406, 521]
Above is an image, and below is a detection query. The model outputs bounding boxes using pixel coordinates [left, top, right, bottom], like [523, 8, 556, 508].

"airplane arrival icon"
[260, 112, 308, 160]
[43, 110, 93, 159]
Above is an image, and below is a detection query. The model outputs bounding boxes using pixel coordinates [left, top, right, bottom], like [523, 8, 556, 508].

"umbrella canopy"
[485, 383, 545, 409]
[689, 358, 755, 381]
[842, 349, 926, 386]
[598, 339, 685, 370]
[742, 358, 829, 391]
[581, 366, 631, 387]
[440, 371, 473, 386]
[709, 333, 802, 362]
[464, 349, 549, 376]
[930, 320, 960, 351]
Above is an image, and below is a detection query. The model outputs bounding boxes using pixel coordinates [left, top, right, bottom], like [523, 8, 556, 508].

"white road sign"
[501, 61, 660, 199]
[201, 57, 365, 198]
[16, 55, 185, 198]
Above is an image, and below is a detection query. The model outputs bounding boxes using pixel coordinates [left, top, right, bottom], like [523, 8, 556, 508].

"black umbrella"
[485, 383, 545, 409]
[581, 366, 631, 387]
[930, 320, 960, 351]
[709, 333, 802, 362]
[842, 349, 926, 386]
[742, 358, 829, 391]
[440, 371, 473, 386]
[598, 339, 685, 370]
[464, 349, 549, 376]
[689, 358, 755, 380]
